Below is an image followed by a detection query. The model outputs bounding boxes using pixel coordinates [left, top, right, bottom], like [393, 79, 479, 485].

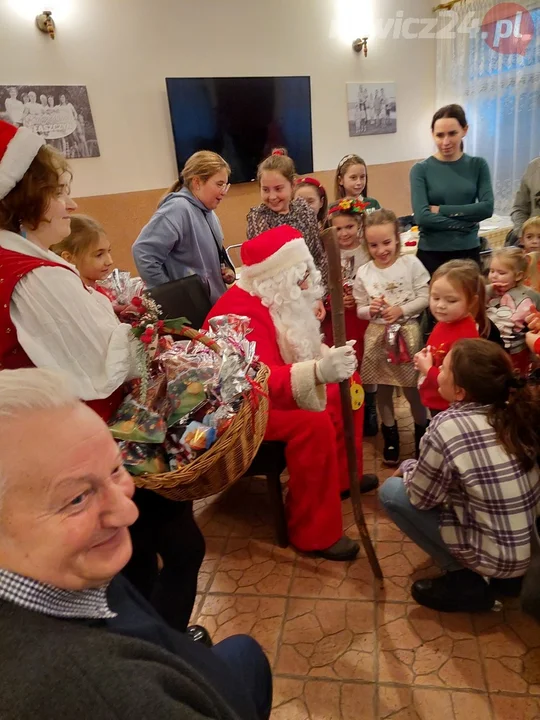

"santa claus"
[205, 225, 378, 561]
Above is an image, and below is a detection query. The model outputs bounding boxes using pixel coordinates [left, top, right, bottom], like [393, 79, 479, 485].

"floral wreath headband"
[295, 176, 327, 198]
[328, 197, 369, 216]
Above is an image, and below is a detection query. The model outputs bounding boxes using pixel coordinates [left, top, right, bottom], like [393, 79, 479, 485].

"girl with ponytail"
[380, 337, 540, 613]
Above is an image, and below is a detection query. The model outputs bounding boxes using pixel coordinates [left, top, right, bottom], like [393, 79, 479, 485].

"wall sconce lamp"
[36, 10, 56, 39]
[352, 37, 368, 56]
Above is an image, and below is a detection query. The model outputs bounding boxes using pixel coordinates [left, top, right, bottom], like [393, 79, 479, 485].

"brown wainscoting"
[75, 159, 420, 275]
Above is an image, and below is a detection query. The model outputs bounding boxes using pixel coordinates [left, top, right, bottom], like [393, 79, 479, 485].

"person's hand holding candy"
[414, 346, 434, 374]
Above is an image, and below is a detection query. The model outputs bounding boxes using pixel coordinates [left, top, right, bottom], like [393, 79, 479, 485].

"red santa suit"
[205, 226, 365, 552]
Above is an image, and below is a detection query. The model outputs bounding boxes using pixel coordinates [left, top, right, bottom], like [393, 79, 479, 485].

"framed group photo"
[0, 84, 100, 158]
[347, 82, 397, 137]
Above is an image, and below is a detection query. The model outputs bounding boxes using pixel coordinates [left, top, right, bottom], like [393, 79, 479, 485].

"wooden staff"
[321, 227, 383, 580]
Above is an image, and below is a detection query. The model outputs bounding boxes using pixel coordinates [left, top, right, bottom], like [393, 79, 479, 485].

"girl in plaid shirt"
[380, 338, 540, 613]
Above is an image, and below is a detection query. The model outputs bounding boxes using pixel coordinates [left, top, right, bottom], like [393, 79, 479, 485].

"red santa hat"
[240, 225, 312, 284]
[0, 120, 45, 200]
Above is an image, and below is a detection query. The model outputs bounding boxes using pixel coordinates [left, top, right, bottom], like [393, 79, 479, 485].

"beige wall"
[75, 159, 419, 274]
[0, 0, 436, 198]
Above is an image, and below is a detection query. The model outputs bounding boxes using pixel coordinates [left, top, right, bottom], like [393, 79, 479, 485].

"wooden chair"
[242, 442, 289, 548]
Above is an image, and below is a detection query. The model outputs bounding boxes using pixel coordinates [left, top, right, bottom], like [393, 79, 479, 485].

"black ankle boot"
[186, 624, 213, 647]
[412, 569, 495, 613]
[382, 423, 400, 465]
[414, 423, 427, 459]
[363, 392, 378, 437]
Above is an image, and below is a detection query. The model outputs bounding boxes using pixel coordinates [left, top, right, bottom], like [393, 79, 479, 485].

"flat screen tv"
[166, 76, 313, 184]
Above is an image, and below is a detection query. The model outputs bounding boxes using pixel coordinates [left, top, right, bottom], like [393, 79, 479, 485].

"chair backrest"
[147, 274, 212, 330]
[225, 244, 243, 271]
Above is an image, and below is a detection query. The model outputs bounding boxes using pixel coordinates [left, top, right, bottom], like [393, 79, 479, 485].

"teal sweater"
[410, 154, 494, 252]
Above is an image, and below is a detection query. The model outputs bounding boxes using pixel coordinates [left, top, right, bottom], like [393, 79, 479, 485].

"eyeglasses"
[217, 183, 230, 195]
[297, 270, 310, 287]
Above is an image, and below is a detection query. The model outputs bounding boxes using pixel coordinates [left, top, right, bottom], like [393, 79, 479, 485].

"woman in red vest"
[0, 120, 206, 637]
[0, 120, 137, 420]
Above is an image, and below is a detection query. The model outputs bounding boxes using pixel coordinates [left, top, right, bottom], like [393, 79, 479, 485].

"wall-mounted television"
[166, 76, 313, 184]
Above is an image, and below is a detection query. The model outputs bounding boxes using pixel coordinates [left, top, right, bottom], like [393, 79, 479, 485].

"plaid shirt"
[0, 568, 115, 619]
[401, 402, 540, 578]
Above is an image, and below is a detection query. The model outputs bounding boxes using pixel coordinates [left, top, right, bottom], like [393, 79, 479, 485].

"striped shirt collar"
[0, 568, 116, 619]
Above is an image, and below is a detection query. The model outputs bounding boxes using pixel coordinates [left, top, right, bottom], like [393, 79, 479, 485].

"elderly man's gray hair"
[0, 368, 78, 418]
[0, 369, 79, 513]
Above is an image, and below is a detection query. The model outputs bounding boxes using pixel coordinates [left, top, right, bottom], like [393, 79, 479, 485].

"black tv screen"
[166, 76, 313, 184]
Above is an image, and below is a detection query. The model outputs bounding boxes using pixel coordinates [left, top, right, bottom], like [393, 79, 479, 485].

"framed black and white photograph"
[0, 84, 100, 158]
[346, 82, 397, 137]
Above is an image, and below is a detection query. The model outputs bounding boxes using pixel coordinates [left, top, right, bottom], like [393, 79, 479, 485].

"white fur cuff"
[291, 361, 327, 412]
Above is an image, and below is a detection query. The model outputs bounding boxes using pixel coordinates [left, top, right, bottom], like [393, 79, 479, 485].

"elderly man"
[205, 225, 378, 562]
[0, 368, 272, 720]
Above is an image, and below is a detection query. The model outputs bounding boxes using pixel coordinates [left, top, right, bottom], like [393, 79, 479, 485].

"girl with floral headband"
[294, 177, 329, 231]
[334, 154, 381, 212]
[323, 198, 379, 435]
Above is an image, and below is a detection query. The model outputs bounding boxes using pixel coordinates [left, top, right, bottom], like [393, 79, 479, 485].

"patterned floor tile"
[376, 541, 437, 603]
[290, 555, 375, 600]
[490, 695, 540, 719]
[272, 677, 375, 720]
[378, 603, 485, 690]
[197, 535, 227, 593]
[378, 686, 492, 719]
[475, 607, 540, 695]
[209, 537, 296, 595]
[196, 594, 286, 664]
[275, 598, 375, 681]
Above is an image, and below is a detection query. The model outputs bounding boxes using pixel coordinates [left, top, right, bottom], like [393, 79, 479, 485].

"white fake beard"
[251, 260, 324, 364]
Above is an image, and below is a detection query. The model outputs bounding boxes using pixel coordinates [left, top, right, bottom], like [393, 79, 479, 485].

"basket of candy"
[101, 276, 269, 501]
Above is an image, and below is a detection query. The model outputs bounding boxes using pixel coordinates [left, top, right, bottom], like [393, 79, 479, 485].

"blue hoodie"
[132, 187, 228, 304]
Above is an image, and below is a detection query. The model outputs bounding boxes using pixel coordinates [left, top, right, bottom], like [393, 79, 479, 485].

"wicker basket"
[133, 363, 270, 501]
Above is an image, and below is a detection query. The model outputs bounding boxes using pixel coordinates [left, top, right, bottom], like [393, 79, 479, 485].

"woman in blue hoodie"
[133, 151, 235, 304]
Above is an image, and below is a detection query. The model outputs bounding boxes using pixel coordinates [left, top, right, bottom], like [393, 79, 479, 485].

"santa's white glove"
[315, 341, 357, 384]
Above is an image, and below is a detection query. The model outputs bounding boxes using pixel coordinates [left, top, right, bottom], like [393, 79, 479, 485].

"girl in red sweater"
[415, 260, 488, 416]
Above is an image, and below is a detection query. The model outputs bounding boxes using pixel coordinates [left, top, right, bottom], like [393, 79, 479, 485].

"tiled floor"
[192, 400, 540, 719]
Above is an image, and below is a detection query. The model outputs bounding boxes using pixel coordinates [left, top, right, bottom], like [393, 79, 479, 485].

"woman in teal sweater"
[410, 104, 494, 276]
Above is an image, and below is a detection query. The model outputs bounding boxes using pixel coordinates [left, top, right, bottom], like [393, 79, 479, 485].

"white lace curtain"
[436, 0, 540, 214]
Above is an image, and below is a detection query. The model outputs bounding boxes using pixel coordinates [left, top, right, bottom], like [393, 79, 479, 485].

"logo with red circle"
[481, 3, 534, 55]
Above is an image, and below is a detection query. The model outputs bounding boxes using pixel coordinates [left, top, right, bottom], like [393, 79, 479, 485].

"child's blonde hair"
[256, 148, 296, 185]
[520, 216, 540, 240]
[168, 151, 231, 194]
[334, 154, 369, 199]
[431, 259, 489, 337]
[526, 252, 540, 290]
[491, 247, 529, 281]
[363, 208, 401, 258]
[51, 214, 104, 260]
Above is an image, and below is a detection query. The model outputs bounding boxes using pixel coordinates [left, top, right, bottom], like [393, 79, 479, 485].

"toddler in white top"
[353, 208, 430, 465]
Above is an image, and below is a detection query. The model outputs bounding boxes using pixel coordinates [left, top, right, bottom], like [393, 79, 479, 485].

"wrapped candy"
[109, 396, 167, 443]
[208, 314, 251, 337]
[110, 312, 260, 477]
[384, 323, 412, 365]
[181, 421, 217, 452]
[203, 404, 235, 437]
[166, 377, 207, 427]
[217, 347, 253, 405]
[119, 441, 169, 476]
[97, 269, 145, 306]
